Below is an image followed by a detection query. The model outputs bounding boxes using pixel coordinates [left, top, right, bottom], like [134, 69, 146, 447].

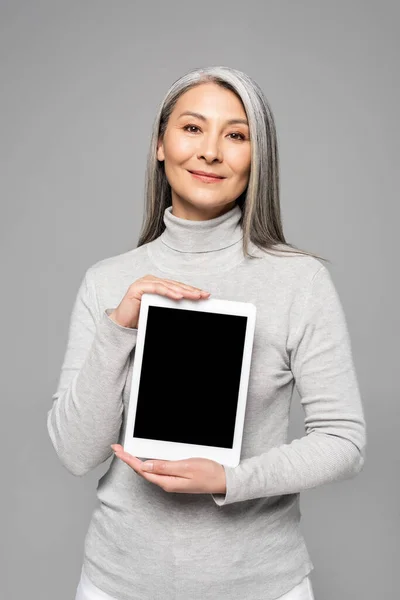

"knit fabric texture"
[48, 203, 366, 600]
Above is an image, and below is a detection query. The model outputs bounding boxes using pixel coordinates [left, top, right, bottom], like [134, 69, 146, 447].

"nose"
[197, 133, 223, 163]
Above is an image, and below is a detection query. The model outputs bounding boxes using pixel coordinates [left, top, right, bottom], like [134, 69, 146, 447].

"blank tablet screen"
[132, 305, 248, 449]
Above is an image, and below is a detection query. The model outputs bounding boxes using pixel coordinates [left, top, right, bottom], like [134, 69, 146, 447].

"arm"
[212, 265, 367, 506]
[47, 268, 138, 476]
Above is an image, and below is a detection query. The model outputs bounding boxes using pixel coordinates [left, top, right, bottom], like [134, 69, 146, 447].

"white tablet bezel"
[122, 292, 256, 467]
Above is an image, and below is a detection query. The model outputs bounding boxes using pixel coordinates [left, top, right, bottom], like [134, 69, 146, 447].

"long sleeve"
[212, 265, 367, 506]
[47, 268, 138, 477]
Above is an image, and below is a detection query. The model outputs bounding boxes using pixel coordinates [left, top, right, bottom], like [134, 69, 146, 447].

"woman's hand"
[108, 274, 211, 329]
[111, 445, 227, 495]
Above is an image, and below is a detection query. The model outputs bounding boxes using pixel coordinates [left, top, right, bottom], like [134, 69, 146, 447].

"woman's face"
[157, 83, 251, 220]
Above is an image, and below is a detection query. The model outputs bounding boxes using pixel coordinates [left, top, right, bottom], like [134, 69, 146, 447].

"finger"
[142, 274, 207, 294]
[165, 286, 210, 298]
[112, 446, 143, 469]
[141, 281, 208, 300]
[140, 459, 191, 478]
[113, 453, 187, 490]
[160, 279, 210, 294]
[139, 472, 190, 493]
[136, 281, 185, 299]
[145, 279, 210, 297]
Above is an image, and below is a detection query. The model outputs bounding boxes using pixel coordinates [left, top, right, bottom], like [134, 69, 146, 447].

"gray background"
[1, 1, 398, 598]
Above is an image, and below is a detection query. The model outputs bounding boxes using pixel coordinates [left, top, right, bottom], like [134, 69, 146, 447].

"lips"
[188, 170, 225, 181]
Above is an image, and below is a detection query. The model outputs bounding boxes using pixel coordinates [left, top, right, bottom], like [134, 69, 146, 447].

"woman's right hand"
[108, 274, 211, 329]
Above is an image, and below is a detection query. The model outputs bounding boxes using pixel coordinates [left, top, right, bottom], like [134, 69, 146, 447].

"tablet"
[122, 293, 256, 467]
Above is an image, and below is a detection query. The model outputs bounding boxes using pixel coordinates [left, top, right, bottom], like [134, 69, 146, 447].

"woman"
[48, 66, 366, 600]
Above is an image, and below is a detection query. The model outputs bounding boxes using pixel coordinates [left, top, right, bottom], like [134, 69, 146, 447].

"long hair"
[136, 66, 329, 263]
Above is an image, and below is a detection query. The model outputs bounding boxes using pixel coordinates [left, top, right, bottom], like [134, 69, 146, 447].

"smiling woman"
[47, 65, 365, 600]
[156, 83, 252, 221]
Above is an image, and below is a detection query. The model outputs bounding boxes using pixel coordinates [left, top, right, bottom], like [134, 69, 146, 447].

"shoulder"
[247, 240, 328, 287]
[84, 244, 149, 283]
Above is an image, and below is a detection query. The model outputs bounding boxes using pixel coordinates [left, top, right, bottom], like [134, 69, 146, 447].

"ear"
[157, 137, 165, 162]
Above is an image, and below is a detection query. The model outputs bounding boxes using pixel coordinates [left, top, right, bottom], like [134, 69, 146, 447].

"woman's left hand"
[111, 444, 226, 495]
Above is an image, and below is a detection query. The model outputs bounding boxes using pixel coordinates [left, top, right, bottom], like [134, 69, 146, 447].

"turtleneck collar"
[146, 203, 246, 276]
[160, 203, 243, 252]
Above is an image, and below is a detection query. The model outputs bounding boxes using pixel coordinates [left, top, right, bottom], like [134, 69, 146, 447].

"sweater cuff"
[211, 464, 238, 506]
[100, 308, 139, 345]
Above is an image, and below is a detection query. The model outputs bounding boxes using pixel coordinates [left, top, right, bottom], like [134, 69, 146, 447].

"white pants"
[75, 564, 315, 600]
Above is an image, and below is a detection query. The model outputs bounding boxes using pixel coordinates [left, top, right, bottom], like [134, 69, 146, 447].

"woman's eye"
[229, 132, 246, 141]
[183, 125, 200, 133]
[183, 125, 246, 141]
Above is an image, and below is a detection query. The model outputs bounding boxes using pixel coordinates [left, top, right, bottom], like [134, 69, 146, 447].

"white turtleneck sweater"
[47, 203, 366, 600]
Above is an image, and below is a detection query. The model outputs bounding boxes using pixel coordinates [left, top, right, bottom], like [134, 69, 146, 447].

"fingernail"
[141, 462, 153, 471]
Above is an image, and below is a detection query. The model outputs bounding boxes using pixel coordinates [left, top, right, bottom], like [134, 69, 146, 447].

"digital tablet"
[122, 292, 256, 467]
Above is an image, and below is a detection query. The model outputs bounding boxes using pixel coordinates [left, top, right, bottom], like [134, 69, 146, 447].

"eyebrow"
[178, 111, 249, 127]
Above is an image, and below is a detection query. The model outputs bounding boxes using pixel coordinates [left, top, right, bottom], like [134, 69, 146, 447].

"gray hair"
[136, 65, 328, 263]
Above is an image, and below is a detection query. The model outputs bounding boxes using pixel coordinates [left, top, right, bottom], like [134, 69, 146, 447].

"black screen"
[133, 305, 248, 449]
